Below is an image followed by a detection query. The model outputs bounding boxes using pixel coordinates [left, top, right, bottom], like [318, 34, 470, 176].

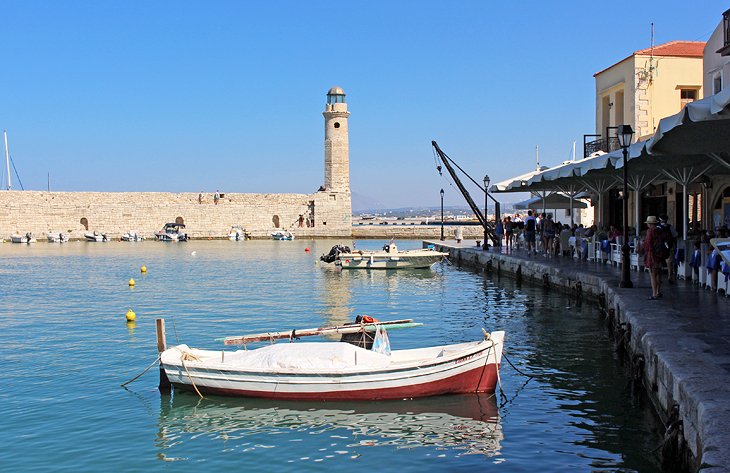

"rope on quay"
[121, 355, 161, 387]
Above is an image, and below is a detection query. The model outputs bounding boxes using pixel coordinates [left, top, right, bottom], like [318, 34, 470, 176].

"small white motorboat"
[121, 231, 144, 242]
[84, 231, 108, 242]
[321, 242, 448, 269]
[155, 223, 188, 242]
[271, 230, 294, 240]
[158, 318, 505, 401]
[10, 232, 36, 244]
[228, 226, 250, 241]
[47, 232, 70, 243]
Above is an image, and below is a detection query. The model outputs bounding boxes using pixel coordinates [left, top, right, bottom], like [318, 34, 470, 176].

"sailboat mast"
[3, 130, 11, 191]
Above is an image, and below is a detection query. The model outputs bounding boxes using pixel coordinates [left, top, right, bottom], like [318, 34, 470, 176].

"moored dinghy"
[84, 231, 108, 242]
[271, 230, 294, 240]
[47, 232, 70, 243]
[155, 223, 188, 242]
[320, 242, 448, 269]
[228, 226, 251, 241]
[10, 232, 36, 244]
[121, 231, 144, 241]
[158, 318, 505, 401]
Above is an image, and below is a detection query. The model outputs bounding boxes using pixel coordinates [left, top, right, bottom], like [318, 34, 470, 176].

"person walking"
[659, 214, 678, 284]
[504, 216, 514, 252]
[524, 210, 537, 256]
[642, 216, 663, 300]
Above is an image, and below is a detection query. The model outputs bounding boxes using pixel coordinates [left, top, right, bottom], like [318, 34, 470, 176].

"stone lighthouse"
[323, 86, 350, 192]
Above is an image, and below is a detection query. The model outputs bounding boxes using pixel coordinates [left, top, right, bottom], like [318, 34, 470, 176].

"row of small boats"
[5, 225, 261, 243]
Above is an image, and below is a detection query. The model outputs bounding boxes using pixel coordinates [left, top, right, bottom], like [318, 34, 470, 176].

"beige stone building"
[590, 40, 705, 150]
[0, 87, 353, 240]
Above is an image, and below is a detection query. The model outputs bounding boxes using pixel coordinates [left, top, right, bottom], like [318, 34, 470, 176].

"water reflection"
[156, 393, 502, 460]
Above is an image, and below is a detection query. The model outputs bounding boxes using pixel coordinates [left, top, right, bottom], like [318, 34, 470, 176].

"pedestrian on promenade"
[659, 214, 678, 284]
[495, 219, 504, 247]
[504, 216, 514, 252]
[543, 213, 556, 257]
[641, 216, 663, 300]
[524, 210, 536, 256]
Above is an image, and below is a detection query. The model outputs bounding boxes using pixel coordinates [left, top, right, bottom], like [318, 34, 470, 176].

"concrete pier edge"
[426, 239, 730, 473]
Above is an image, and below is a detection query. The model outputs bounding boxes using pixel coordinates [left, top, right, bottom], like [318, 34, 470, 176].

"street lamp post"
[483, 175, 490, 250]
[440, 188, 445, 241]
[617, 124, 634, 288]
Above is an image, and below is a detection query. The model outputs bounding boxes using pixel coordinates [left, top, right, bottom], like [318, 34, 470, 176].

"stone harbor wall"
[0, 190, 351, 239]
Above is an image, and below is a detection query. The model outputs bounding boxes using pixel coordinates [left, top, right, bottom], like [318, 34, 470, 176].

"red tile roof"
[633, 40, 706, 57]
[594, 41, 706, 77]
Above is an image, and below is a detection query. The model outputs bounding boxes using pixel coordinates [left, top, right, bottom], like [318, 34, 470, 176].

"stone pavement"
[426, 239, 730, 472]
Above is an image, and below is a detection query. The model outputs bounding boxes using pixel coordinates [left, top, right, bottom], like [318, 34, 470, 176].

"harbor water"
[0, 239, 665, 472]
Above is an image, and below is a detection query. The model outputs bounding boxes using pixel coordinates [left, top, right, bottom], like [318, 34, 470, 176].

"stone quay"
[426, 239, 730, 473]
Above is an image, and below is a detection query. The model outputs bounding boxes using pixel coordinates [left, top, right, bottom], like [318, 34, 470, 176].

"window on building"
[714, 74, 723, 94]
[680, 88, 698, 109]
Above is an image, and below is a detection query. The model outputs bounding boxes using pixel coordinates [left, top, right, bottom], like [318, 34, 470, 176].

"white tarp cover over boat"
[191, 342, 393, 371]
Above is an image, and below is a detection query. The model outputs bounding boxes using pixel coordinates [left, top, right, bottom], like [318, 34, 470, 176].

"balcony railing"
[583, 134, 620, 159]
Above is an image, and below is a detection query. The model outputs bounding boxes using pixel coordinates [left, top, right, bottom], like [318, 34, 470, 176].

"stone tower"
[323, 86, 350, 191]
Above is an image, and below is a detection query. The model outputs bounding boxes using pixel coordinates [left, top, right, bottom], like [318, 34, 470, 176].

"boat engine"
[320, 244, 351, 263]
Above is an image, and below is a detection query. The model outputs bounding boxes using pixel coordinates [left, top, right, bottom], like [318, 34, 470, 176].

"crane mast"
[432, 141, 499, 246]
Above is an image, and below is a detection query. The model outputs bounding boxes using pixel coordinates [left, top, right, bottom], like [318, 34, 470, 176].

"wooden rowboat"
[159, 321, 505, 401]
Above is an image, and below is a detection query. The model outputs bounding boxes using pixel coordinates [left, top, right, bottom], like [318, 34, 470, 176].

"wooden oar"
[218, 319, 421, 345]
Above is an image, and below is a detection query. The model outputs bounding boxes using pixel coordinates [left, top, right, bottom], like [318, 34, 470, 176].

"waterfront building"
[590, 40, 705, 147]
[493, 23, 730, 237]
[703, 10, 730, 226]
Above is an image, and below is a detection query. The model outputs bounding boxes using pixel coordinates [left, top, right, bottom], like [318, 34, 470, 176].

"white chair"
[610, 243, 622, 267]
[587, 239, 597, 262]
[699, 244, 708, 287]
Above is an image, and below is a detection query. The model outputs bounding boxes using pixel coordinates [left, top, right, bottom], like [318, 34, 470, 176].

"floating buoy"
[305, 247, 310, 253]
[128, 278, 135, 287]
[140, 266, 147, 273]
[125, 309, 136, 322]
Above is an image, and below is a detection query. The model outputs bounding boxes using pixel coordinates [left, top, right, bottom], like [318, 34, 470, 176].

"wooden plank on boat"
[218, 319, 422, 345]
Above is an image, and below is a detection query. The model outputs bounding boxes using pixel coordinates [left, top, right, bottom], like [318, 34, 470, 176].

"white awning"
[514, 194, 588, 210]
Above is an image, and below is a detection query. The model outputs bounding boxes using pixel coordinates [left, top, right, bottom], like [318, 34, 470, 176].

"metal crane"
[432, 140, 500, 247]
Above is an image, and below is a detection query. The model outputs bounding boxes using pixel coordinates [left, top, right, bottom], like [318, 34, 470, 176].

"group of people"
[491, 208, 729, 301]
[198, 190, 222, 204]
[496, 210, 593, 257]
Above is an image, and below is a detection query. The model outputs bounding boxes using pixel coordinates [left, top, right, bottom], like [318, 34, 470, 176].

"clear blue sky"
[0, 1, 721, 208]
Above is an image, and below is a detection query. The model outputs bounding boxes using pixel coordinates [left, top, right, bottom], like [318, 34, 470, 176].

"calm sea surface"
[0, 239, 663, 472]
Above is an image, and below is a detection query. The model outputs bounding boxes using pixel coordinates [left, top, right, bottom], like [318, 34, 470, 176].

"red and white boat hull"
[161, 332, 504, 401]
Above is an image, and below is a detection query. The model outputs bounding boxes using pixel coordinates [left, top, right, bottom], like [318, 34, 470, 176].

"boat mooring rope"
[180, 355, 205, 399]
[120, 355, 161, 387]
[502, 350, 535, 379]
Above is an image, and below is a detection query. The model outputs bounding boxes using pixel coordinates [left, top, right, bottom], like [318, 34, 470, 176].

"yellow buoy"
[140, 265, 147, 273]
[126, 309, 136, 321]
[128, 278, 135, 287]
